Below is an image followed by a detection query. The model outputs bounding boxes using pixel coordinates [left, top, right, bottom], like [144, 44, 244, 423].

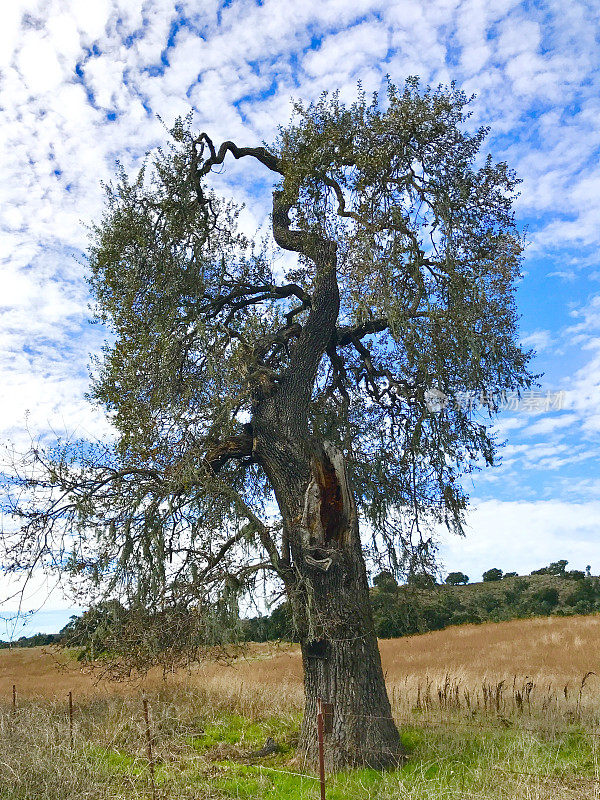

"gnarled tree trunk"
[293, 444, 402, 770]
[248, 188, 402, 771]
[254, 416, 403, 770]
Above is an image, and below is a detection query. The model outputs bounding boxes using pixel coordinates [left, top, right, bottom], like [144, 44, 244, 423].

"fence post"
[142, 696, 158, 800]
[316, 698, 326, 800]
[68, 691, 74, 749]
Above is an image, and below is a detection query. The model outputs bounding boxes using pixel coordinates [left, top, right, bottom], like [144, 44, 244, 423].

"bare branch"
[193, 135, 281, 177]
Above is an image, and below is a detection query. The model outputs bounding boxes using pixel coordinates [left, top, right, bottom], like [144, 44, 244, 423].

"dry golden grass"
[3, 614, 600, 693]
[2, 614, 600, 722]
[379, 614, 600, 683]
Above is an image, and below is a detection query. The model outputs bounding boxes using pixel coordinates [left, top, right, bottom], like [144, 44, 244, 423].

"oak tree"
[4, 80, 533, 770]
[445, 572, 469, 585]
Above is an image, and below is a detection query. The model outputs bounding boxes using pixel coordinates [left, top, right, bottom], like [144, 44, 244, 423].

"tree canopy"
[446, 571, 469, 585]
[3, 77, 533, 769]
[12, 82, 527, 598]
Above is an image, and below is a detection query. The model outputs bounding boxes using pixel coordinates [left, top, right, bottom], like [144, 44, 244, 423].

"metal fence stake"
[142, 696, 158, 800]
[317, 697, 326, 800]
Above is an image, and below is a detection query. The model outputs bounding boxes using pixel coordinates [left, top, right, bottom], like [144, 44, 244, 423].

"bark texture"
[294, 446, 403, 770]
[254, 424, 403, 769]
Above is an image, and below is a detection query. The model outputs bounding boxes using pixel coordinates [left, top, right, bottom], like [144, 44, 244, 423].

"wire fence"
[4, 683, 600, 799]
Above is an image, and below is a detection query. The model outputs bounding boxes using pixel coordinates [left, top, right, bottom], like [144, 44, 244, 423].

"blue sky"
[1, 0, 600, 637]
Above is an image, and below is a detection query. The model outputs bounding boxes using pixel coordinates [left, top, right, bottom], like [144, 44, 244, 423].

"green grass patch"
[85, 744, 143, 775]
[187, 710, 297, 754]
[195, 720, 599, 799]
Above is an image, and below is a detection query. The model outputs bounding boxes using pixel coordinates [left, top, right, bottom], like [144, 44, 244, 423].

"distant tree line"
[0, 632, 61, 649]
[3, 560, 597, 650]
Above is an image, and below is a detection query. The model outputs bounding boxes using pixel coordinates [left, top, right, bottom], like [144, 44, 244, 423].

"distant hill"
[2, 615, 600, 701]
[0, 632, 61, 650]
[243, 562, 600, 641]
[368, 571, 599, 639]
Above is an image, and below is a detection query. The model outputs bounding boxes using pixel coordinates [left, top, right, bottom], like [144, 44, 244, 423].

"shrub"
[373, 571, 399, 592]
[532, 587, 560, 608]
[531, 559, 568, 576]
[478, 591, 503, 613]
[407, 573, 437, 589]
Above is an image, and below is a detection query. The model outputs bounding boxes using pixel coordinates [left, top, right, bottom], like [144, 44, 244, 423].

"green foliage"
[482, 568, 503, 582]
[6, 78, 534, 661]
[55, 568, 600, 650]
[531, 587, 560, 609]
[251, 571, 600, 640]
[445, 571, 469, 585]
[373, 571, 399, 591]
[478, 590, 503, 613]
[531, 559, 568, 576]
[565, 577, 600, 612]
[242, 603, 296, 643]
[0, 632, 61, 649]
[407, 573, 437, 589]
[59, 600, 127, 659]
[276, 80, 533, 543]
[59, 599, 246, 673]
[530, 561, 588, 581]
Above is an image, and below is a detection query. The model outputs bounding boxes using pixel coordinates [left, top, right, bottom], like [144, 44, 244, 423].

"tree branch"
[204, 431, 254, 474]
[190, 134, 341, 424]
[194, 136, 281, 177]
[336, 318, 389, 347]
[199, 282, 311, 321]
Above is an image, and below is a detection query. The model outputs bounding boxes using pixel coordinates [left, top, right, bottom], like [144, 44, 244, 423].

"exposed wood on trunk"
[280, 442, 404, 769]
[300, 442, 353, 557]
[294, 478, 403, 770]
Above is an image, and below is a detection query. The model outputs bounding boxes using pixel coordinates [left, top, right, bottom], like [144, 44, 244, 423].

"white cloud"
[491, 415, 528, 438]
[0, 4, 22, 69]
[69, 0, 111, 43]
[302, 21, 389, 78]
[521, 329, 552, 352]
[440, 499, 600, 579]
[524, 413, 579, 437]
[16, 31, 64, 94]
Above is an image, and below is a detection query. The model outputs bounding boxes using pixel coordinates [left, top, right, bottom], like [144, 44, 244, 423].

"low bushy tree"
[482, 568, 503, 582]
[531, 587, 560, 612]
[373, 571, 399, 592]
[445, 571, 469, 585]
[407, 572, 437, 589]
[531, 559, 568, 576]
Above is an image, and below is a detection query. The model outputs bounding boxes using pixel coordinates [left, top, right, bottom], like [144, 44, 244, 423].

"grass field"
[1, 615, 600, 798]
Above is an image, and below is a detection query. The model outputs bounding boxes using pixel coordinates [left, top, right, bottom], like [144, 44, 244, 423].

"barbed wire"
[3, 687, 600, 791]
[4, 689, 600, 734]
